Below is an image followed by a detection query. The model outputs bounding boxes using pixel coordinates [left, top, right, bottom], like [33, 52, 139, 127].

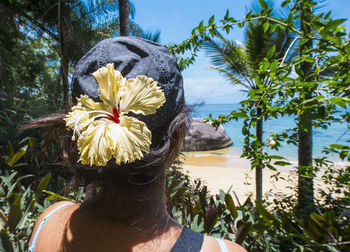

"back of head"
[70, 37, 187, 195]
[29, 37, 188, 198]
[72, 37, 185, 131]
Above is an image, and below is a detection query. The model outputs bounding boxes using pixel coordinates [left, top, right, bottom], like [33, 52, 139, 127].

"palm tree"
[204, 2, 294, 201]
[119, 0, 130, 36]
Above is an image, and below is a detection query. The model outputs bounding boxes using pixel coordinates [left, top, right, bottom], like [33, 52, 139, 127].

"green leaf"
[170, 179, 186, 198]
[329, 144, 349, 150]
[302, 218, 326, 242]
[325, 19, 347, 30]
[191, 214, 204, 233]
[274, 161, 292, 166]
[263, 22, 269, 33]
[281, 0, 291, 7]
[17, 137, 36, 148]
[270, 23, 277, 33]
[0, 230, 14, 252]
[8, 146, 27, 167]
[258, 0, 268, 10]
[255, 200, 275, 221]
[266, 45, 276, 59]
[224, 9, 229, 20]
[6, 143, 14, 159]
[310, 213, 328, 228]
[329, 97, 348, 108]
[324, 11, 331, 20]
[340, 151, 349, 160]
[255, 75, 261, 86]
[198, 20, 204, 29]
[225, 194, 238, 219]
[8, 203, 22, 233]
[36, 173, 51, 195]
[269, 155, 286, 160]
[43, 191, 74, 203]
[209, 15, 215, 26]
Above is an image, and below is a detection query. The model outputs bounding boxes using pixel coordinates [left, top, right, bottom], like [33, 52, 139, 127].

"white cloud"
[181, 51, 248, 104]
[183, 76, 246, 104]
[235, 40, 243, 46]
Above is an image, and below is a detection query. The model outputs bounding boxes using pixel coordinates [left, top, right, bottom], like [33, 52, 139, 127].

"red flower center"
[108, 107, 120, 124]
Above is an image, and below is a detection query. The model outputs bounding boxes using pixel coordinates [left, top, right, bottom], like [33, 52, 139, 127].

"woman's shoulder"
[28, 201, 79, 251]
[34, 201, 78, 225]
[201, 235, 247, 252]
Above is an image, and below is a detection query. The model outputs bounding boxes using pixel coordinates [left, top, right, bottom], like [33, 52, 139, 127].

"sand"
[181, 148, 349, 203]
[180, 149, 298, 201]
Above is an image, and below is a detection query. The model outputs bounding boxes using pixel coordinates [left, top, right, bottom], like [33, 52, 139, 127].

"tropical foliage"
[203, 0, 294, 201]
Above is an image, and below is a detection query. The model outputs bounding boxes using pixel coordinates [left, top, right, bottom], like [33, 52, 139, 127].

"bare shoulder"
[35, 201, 78, 225]
[201, 235, 247, 252]
[28, 201, 78, 248]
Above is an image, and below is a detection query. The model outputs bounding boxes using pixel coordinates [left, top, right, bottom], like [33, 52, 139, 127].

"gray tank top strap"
[170, 226, 204, 252]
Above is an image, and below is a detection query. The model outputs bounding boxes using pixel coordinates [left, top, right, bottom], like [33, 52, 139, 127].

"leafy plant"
[166, 158, 350, 251]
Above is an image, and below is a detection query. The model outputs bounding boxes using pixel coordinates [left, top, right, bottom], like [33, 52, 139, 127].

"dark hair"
[23, 103, 189, 197]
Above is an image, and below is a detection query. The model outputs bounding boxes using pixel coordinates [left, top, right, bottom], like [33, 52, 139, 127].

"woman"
[28, 37, 246, 252]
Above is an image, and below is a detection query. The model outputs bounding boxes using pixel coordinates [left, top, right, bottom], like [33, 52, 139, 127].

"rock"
[182, 118, 233, 151]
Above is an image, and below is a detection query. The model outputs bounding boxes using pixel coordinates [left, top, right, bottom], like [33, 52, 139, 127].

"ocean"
[191, 104, 349, 162]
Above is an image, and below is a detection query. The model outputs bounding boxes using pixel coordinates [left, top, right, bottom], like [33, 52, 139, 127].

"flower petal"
[119, 76, 165, 115]
[111, 116, 151, 165]
[92, 63, 124, 108]
[77, 119, 115, 166]
[64, 104, 91, 132]
[78, 95, 110, 113]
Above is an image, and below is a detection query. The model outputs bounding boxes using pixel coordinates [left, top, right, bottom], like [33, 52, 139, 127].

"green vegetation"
[203, 0, 294, 201]
[0, 0, 349, 251]
[169, 0, 350, 249]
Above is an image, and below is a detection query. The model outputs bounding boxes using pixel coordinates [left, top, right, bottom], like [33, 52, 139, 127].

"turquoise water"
[191, 104, 349, 162]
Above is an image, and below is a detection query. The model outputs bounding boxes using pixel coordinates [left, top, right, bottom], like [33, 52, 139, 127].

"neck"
[80, 179, 178, 231]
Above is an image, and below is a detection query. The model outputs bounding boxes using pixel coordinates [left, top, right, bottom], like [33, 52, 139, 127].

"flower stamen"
[108, 107, 120, 124]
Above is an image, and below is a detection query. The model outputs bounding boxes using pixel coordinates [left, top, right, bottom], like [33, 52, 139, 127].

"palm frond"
[210, 66, 251, 90]
[142, 29, 161, 43]
[204, 37, 251, 83]
[247, 0, 277, 16]
[244, 21, 269, 70]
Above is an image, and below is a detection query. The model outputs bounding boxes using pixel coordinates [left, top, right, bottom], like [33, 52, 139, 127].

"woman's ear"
[164, 123, 185, 168]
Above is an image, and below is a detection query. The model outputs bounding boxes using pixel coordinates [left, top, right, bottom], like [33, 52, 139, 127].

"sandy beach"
[181, 147, 350, 202]
[181, 148, 298, 201]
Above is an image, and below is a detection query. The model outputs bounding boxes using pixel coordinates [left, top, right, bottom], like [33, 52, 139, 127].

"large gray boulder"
[182, 118, 233, 151]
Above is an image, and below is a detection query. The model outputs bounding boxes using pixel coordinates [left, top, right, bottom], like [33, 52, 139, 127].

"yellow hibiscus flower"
[64, 63, 165, 166]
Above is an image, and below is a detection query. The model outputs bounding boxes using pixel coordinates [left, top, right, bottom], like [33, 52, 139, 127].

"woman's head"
[64, 37, 187, 194]
[72, 37, 185, 131]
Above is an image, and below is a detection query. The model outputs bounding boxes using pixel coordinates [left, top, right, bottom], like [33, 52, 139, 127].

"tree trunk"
[119, 0, 130, 36]
[61, 56, 69, 107]
[298, 111, 313, 214]
[0, 53, 3, 94]
[56, 70, 62, 107]
[58, 0, 68, 106]
[0, 53, 4, 112]
[256, 109, 263, 201]
[297, 4, 314, 215]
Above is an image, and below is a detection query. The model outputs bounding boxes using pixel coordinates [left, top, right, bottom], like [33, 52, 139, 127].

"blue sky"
[133, 0, 350, 104]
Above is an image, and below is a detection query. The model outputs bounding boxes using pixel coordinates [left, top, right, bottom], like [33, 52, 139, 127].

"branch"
[265, 16, 301, 34]
[310, 36, 346, 53]
[2, 0, 58, 41]
[280, 36, 301, 67]
[320, 240, 350, 246]
[182, 15, 300, 48]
